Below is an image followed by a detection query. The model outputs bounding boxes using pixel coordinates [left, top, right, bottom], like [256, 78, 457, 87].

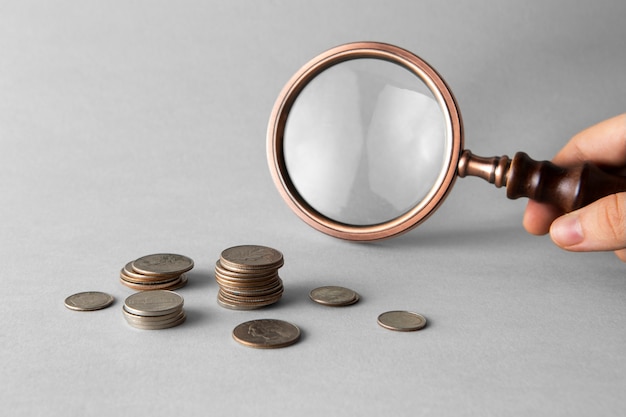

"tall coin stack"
[119, 253, 193, 291]
[123, 290, 186, 330]
[215, 245, 284, 310]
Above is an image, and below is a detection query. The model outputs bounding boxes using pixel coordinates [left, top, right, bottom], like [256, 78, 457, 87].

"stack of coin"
[119, 253, 193, 291]
[214, 245, 284, 310]
[309, 286, 360, 307]
[122, 290, 186, 330]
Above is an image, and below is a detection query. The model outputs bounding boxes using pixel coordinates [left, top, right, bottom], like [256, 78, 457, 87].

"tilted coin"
[131, 253, 194, 277]
[164, 274, 188, 291]
[220, 245, 283, 271]
[377, 311, 427, 332]
[124, 290, 184, 317]
[309, 286, 359, 307]
[232, 319, 301, 349]
[64, 291, 114, 311]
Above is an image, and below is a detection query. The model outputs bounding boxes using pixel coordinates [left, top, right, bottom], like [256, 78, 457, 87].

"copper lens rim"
[267, 42, 463, 241]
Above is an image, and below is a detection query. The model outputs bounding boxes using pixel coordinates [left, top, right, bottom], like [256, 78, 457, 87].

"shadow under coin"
[182, 307, 209, 327]
[258, 281, 312, 310]
[182, 270, 214, 290]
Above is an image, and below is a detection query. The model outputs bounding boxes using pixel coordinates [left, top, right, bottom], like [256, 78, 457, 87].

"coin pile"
[123, 290, 186, 330]
[119, 253, 193, 291]
[214, 245, 284, 310]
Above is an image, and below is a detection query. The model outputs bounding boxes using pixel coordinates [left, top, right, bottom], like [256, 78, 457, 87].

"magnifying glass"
[267, 42, 626, 241]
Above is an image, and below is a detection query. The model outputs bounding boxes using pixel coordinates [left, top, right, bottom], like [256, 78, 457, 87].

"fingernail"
[551, 214, 584, 247]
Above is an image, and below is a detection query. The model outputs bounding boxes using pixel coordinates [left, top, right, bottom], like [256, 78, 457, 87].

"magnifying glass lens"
[284, 58, 449, 225]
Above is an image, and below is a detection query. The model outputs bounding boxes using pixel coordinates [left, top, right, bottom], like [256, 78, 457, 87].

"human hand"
[523, 114, 626, 261]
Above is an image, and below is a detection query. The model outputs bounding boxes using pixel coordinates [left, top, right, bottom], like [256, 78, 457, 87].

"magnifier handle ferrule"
[458, 150, 510, 188]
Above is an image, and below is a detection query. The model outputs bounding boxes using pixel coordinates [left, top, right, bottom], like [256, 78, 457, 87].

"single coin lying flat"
[64, 291, 114, 311]
[232, 319, 300, 349]
[377, 311, 427, 332]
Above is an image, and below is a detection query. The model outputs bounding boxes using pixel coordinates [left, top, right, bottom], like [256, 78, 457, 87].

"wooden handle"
[458, 150, 626, 212]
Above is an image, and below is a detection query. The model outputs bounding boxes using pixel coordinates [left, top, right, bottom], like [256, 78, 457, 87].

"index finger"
[553, 113, 626, 167]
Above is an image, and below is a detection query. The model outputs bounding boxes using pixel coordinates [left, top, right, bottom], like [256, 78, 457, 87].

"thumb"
[550, 193, 626, 253]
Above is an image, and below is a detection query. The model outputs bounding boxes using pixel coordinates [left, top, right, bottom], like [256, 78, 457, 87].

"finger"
[523, 200, 563, 235]
[614, 248, 626, 263]
[549, 192, 626, 252]
[553, 113, 626, 167]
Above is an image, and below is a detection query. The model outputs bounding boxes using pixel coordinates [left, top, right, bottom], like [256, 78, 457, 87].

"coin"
[377, 311, 427, 331]
[119, 274, 185, 291]
[124, 290, 184, 317]
[215, 261, 278, 279]
[64, 291, 114, 311]
[122, 307, 182, 323]
[220, 245, 283, 272]
[232, 319, 301, 349]
[120, 255, 193, 291]
[131, 253, 194, 277]
[123, 310, 187, 330]
[122, 290, 186, 330]
[127, 313, 187, 330]
[214, 245, 284, 310]
[309, 286, 359, 307]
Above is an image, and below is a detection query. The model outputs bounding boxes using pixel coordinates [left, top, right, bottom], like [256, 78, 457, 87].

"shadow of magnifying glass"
[267, 42, 626, 241]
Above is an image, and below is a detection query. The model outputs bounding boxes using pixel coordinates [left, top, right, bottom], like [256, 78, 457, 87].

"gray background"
[2, 1, 626, 416]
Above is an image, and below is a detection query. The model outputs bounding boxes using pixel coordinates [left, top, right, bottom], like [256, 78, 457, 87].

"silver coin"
[232, 319, 300, 349]
[131, 254, 194, 277]
[122, 307, 182, 323]
[124, 310, 186, 327]
[377, 311, 427, 331]
[309, 286, 359, 306]
[64, 291, 114, 311]
[124, 290, 184, 317]
[126, 312, 187, 330]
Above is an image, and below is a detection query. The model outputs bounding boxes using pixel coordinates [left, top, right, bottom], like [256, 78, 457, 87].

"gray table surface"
[2, 1, 626, 416]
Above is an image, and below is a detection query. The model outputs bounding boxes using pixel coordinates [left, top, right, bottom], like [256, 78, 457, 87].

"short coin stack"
[119, 253, 193, 291]
[309, 286, 360, 307]
[123, 290, 186, 330]
[215, 245, 284, 310]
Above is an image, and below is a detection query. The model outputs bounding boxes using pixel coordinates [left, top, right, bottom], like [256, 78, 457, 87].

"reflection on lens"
[284, 58, 448, 225]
